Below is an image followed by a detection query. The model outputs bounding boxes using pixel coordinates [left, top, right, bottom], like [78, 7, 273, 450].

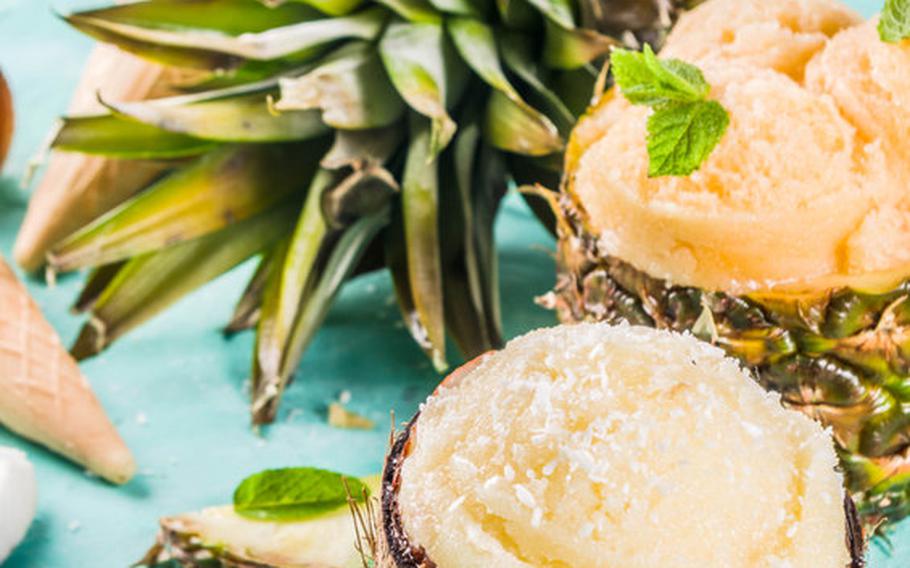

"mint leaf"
[611, 45, 708, 105]
[611, 44, 729, 177]
[881, 0, 910, 42]
[647, 100, 729, 177]
[233, 467, 369, 521]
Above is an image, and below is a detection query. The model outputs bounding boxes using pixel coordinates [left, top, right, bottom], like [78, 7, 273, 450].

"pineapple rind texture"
[557, 0, 910, 529]
[546, 192, 910, 528]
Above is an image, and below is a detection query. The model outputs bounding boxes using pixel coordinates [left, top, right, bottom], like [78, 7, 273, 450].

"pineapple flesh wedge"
[143, 476, 380, 568]
[551, 0, 910, 527]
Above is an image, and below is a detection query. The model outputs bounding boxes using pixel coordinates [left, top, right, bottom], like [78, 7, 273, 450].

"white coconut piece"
[0, 447, 37, 563]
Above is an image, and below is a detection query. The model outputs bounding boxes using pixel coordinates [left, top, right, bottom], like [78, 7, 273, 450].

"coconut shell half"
[379, 365, 867, 568]
[0, 70, 12, 173]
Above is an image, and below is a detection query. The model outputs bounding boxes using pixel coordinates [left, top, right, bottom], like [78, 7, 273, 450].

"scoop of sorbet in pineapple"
[570, 60, 906, 292]
[569, 0, 910, 294]
[660, 0, 860, 78]
[806, 19, 910, 166]
[397, 324, 849, 568]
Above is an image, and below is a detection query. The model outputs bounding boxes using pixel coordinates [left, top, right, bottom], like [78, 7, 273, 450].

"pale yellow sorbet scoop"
[568, 0, 910, 294]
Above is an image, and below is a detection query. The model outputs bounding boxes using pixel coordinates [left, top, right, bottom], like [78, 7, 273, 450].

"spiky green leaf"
[283, 0, 367, 16]
[448, 17, 562, 154]
[375, 0, 441, 23]
[225, 249, 279, 334]
[255, 206, 390, 422]
[71, 206, 295, 360]
[484, 89, 563, 156]
[252, 172, 332, 423]
[551, 65, 599, 116]
[50, 142, 328, 271]
[105, 84, 328, 142]
[427, 0, 480, 17]
[499, 34, 576, 133]
[379, 21, 467, 157]
[543, 19, 616, 70]
[321, 166, 399, 228]
[281, 208, 390, 376]
[53, 114, 217, 159]
[66, 6, 387, 69]
[276, 42, 405, 129]
[525, 0, 574, 29]
[440, 120, 502, 356]
[401, 115, 447, 371]
[72, 262, 126, 314]
[384, 204, 427, 351]
[69, 0, 320, 35]
[446, 17, 517, 99]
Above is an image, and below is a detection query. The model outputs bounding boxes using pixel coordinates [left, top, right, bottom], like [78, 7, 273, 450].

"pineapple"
[546, 0, 910, 527]
[138, 475, 381, 567]
[20, 0, 692, 425]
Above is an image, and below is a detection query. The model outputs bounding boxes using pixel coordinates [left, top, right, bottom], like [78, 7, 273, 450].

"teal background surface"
[0, 0, 905, 565]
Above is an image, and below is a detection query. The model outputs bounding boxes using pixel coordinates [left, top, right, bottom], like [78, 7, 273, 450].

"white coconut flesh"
[0, 447, 37, 563]
[569, 0, 910, 294]
[397, 324, 849, 568]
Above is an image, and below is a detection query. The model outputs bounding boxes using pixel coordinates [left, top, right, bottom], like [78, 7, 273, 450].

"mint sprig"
[880, 0, 910, 43]
[233, 467, 369, 521]
[611, 45, 729, 177]
[647, 101, 729, 178]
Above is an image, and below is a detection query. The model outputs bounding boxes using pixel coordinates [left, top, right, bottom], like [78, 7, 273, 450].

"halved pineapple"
[549, 0, 910, 527]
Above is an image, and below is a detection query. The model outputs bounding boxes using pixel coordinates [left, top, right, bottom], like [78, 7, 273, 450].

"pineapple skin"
[545, 190, 910, 528]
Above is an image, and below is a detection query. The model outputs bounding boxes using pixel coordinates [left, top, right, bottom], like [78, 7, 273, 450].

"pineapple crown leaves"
[610, 44, 729, 177]
[46, 0, 690, 424]
[880, 0, 910, 43]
